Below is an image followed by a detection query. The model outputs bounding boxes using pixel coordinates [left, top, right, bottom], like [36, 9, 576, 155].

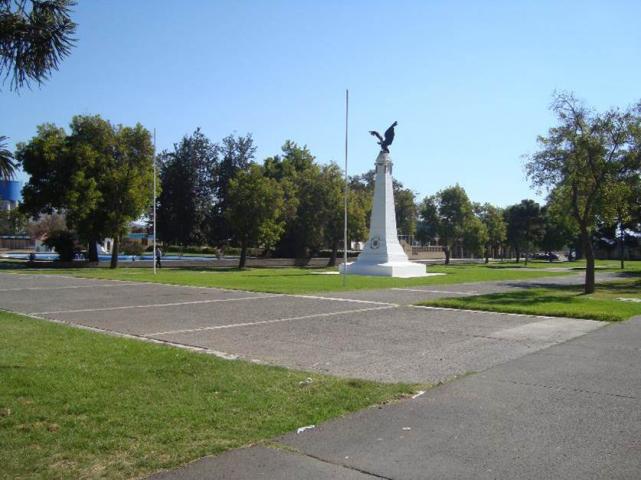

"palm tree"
[0, 0, 77, 91]
[0, 135, 16, 179]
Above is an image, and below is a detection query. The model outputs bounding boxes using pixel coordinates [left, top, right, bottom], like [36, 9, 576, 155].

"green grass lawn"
[419, 276, 641, 322]
[0, 312, 415, 480]
[477, 259, 641, 271]
[4, 263, 576, 294]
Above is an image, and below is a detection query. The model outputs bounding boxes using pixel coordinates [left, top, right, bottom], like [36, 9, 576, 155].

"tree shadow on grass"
[597, 278, 641, 294]
[486, 262, 565, 270]
[475, 290, 575, 307]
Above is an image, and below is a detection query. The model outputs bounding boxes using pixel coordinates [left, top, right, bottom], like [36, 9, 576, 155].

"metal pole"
[343, 89, 349, 287]
[153, 128, 157, 275]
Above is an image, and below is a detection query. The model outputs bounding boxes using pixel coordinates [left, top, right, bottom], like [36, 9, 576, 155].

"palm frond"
[0, 135, 17, 179]
[0, 0, 77, 91]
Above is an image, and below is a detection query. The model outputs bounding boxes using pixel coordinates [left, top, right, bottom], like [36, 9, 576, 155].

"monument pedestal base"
[340, 260, 430, 278]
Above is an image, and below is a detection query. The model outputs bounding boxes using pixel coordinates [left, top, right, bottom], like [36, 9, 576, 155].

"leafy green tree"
[0, 135, 16, 179]
[263, 140, 316, 182]
[395, 187, 417, 238]
[157, 129, 218, 248]
[315, 164, 371, 266]
[264, 141, 320, 258]
[430, 184, 475, 264]
[101, 124, 155, 268]
[0, 0, 76, 90]
[18, 122, 101, 257]
[476, 203, 506, 262]
[18, 115, 154, 267]
[319, 163, 346, 266]
[602, 171, 641, 269]
[346, 189, 370, 247]
[462, 215, 488, 258]
[210, 134, 256, 244]
[225, 164, 285, 269]
[415, 196, 439, 245]
[0, 207, 27, 234]
[504, 199, 544, 265]
[43, 229, 75, 261]
[526, 93, 641, 292]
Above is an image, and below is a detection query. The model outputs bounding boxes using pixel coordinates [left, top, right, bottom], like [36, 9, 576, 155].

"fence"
[0, 236, 34, 250]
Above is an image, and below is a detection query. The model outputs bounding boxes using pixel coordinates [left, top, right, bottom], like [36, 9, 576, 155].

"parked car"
[532, 252, 559, 261]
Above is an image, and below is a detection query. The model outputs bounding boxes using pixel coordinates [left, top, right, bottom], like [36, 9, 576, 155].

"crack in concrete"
[490, 378, 638, 400]
[267, 443, 396, 480]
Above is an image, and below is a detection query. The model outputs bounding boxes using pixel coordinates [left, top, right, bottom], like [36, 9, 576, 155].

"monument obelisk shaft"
[341, 137, 427, 277]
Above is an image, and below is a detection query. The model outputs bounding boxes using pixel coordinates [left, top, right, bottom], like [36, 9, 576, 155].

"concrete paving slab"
[482, 324, 641, 399]
[569, 316, 641, 350]
[156, 306, 603, 383]
[281, 361, 641, 479]
[2, 282, 268, 314]
[146, 446, 376, 480]
[40, 295, 383, 336]
[0, 272, 130, 290]
[152, 317, 641, 480]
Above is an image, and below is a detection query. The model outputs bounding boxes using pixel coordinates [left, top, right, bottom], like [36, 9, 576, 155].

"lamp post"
[343, 89, 349, 287]
[153, 128, 157, 275]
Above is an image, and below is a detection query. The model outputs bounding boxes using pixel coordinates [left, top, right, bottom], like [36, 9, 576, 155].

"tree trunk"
[110, 236, 120, 269]
[581, 228, 595, 294]
[88, 239, 99, 262]
[484, 246, 489, 264]
[619, 221, 625, 270]
[239, 240, 247, 269]
[515, 247, 520, 263]
[328, 241, 338, 267]
[444, 246, 450, 265]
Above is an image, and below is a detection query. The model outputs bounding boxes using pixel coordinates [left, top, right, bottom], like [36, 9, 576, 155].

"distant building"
[0, 180, 21, 211]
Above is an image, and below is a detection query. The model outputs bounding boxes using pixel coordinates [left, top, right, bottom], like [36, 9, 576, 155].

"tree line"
[155, 131, 417, 268]
[7, 92, 641, 295]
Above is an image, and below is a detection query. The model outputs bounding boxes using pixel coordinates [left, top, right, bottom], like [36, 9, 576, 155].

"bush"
[43, 230, 76, 262]
[162, 245, 220, 256]
[120, 239, 145, 256]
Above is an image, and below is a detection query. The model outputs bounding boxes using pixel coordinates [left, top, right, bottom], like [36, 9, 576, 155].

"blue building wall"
[0, 181, 21, 203]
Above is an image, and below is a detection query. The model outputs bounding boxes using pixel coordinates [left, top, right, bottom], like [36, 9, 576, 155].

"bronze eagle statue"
[369, 121, 398, 153]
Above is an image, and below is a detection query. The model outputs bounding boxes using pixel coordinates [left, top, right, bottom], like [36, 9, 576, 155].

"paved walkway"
[0, 271, 610, 383]
[149, 316, 641, 480]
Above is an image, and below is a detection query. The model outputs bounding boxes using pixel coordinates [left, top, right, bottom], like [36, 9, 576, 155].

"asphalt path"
[150, 315, 641, 480]
[0, 271, 607, 383]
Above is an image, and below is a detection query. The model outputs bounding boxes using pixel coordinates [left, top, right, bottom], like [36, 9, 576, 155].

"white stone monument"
[341, 127, 428, 277]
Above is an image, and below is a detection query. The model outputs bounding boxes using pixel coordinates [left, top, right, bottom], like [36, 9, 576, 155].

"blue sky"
[3, 0, 640, 206]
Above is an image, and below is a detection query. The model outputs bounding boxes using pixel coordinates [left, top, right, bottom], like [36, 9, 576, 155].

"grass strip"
[4, 264, 575, 294]
[0, 311, 416, 479]
[418, 278, 641, 322]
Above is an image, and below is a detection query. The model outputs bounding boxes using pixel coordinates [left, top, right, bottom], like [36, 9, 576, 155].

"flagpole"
[343, 89, 349, 287]
[153, 128, 157, 275]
